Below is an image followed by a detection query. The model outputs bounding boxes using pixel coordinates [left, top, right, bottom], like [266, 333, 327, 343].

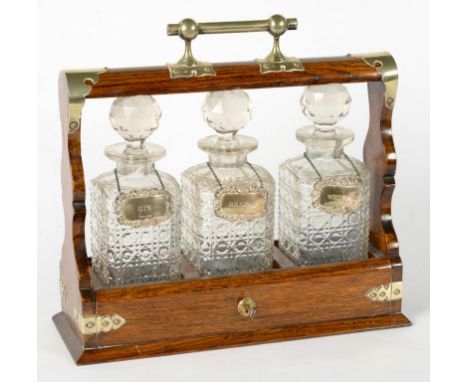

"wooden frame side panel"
[364, 79, 402, 313]
[58, 72, 96, 346]
[364, 81, 399, 258]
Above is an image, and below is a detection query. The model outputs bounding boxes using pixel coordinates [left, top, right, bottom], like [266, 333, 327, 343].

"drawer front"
[94, 259, 394, 347]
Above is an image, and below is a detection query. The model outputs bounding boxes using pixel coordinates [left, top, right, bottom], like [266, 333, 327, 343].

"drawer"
[93, 250, 395, 347]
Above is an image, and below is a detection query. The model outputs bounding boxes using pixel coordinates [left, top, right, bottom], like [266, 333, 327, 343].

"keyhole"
[238, 297, 256, 318]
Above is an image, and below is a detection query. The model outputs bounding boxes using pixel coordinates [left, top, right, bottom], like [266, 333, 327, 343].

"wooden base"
[53, 311, 411, 365]
[53, 248, 410, 365]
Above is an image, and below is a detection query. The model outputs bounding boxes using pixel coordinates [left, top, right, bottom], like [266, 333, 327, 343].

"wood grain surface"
[53, 311, 411, 365]
[88, 57, 381, 98]
[54, 55, 407, 365]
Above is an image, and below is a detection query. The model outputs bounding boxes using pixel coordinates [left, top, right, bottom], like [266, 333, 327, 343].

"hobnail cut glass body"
[278, 154, 370, 265]
[181, 163, 275, 276]
[90, 166, 181, 286]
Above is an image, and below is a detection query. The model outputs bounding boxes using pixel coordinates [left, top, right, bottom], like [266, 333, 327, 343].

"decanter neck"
[297, 125, 354, 160]
[305, 143, 344, 159]
[198, 134, 257, 168]
[116, 160, 154, 175]
[208, 152, 248, 168]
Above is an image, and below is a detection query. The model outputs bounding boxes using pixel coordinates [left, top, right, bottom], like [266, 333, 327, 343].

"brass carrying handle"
[167, 15, 298, 39]
[166, 15, 303, 78]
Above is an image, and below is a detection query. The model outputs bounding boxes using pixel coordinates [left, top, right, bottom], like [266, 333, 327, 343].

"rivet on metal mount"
[166, 18, 216, 79]
[256, 15, 304, 74]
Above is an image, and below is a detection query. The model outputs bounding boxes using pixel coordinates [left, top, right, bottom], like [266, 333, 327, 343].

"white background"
[37, 0, 429, 381]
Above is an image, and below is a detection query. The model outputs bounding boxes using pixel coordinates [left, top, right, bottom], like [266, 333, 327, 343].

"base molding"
[53, 312, 411, 365]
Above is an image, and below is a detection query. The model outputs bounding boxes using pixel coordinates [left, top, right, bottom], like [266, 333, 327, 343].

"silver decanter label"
[214, 184, 268, 222]
[312, 177, 362, 214]
[115, 189, 171, 227]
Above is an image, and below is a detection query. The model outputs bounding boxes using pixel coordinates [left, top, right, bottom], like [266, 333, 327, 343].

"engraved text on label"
[123, 195, 167, 221]
[214, 184, 268, 222]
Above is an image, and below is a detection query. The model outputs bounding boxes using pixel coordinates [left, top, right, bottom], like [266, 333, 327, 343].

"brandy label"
[213, 184, 268, 222]
[312, 177, 362, 214]
[115, 189, 171, 227]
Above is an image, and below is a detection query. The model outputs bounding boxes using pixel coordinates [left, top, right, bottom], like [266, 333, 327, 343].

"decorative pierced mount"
[59, 279, 67, 304]
[166, 15, 304, 78]
[74, 308, 126, 335]
[366, 282, 403, 302]
[350, 52, 398, 109]
[60, 69, 106, 134]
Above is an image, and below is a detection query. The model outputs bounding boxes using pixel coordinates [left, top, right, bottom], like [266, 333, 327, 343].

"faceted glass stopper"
[109, 95, 162, 142]
[202, 90, 252, 135]
[300, 84, 351, 128]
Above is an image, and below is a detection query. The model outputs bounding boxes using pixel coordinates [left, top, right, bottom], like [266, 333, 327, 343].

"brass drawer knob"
[238, 297, 256, 318]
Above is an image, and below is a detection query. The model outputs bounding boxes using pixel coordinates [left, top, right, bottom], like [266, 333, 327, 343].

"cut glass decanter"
[278, 84, 370, 265]
[89, 95, 181, 286]
[181, 90, 275, 276]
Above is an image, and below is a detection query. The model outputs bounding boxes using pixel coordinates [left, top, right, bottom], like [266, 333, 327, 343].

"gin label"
[115, 189, 171, 227]
[214, 184, 268, 222]
[312, 177, 362, 214]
